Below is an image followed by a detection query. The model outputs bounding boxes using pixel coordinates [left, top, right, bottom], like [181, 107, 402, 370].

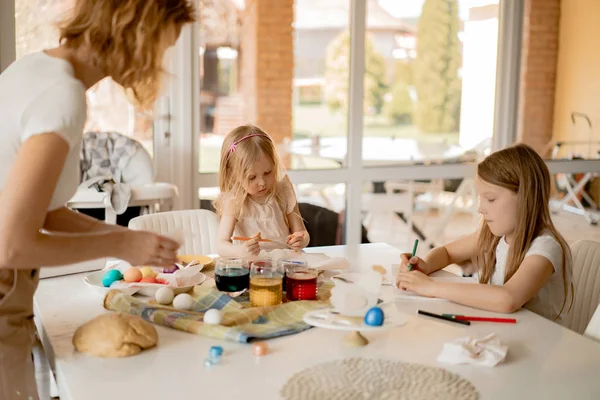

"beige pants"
[0, 269, 40, 400]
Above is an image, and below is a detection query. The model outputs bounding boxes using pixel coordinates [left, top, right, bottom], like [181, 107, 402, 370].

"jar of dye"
[214, 257, 249, 294]
[280, 260, 317, 301]
[249, 259, 284, 307]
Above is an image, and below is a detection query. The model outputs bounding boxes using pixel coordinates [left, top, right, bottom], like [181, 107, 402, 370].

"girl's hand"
[396, 271, 437, 297]
[398, 253, 428, 273]
[243, 232, 261, 256]
[287, 230, 307, 252]
[118, 230, 180, 267]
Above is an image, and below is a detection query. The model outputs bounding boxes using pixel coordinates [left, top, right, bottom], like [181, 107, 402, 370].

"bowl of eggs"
[84, 263, 206, 298]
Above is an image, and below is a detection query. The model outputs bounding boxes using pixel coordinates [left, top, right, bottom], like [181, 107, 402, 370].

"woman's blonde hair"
[474, 143, 573, 319]
[58, 0, 196, 109]
[214, 125, 287, 220]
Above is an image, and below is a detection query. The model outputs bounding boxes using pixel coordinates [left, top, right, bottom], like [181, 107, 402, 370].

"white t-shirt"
[0, 52, 87, 210]
[491, 233, 572, 324]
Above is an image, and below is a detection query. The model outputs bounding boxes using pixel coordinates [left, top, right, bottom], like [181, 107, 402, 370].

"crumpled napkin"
[436, 333, 508, 367]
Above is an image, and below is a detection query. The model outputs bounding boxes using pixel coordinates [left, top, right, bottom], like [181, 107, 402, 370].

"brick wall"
[517, 0, 561, 157]
[241, 0, 294, 148]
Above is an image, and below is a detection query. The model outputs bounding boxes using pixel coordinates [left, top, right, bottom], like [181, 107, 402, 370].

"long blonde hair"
[58, 0, 196, 109]
[214, 125, 288, 221]
[474, 143, 573, 318]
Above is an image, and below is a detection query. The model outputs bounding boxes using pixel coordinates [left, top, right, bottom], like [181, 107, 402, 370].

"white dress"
[220, 176, 298, 250]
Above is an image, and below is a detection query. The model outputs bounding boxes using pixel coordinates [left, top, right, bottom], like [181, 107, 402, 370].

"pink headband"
[228, 134, 268, 154]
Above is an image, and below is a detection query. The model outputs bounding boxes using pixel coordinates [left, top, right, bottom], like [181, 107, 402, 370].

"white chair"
[584, 304, 600, 343]
[128, 209, 219, 255]
[565, 240, 600, 334]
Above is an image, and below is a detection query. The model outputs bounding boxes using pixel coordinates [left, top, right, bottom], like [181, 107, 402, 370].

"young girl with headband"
[215, 125, 310, 256]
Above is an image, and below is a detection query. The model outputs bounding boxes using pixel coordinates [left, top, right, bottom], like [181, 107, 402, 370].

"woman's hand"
[118, 230, 180, 267]
[287, 230, 307, 252]
[396, 270, 437, 297]
[243, 232, 261, 256]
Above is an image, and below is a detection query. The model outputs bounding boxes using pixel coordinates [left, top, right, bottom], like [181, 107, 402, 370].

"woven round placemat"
[281, 358, 479, 400]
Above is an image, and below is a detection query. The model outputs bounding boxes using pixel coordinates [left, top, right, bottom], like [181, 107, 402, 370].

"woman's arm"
[0, 134, 177, 269]
[44, 207, 127, 233]
[397, 255, 554, 313]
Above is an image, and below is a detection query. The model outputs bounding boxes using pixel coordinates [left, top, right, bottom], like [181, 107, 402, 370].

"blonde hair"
[58, 0, 196, 109]
[474, 143, 573, 319]
[215, 125, 288, 221]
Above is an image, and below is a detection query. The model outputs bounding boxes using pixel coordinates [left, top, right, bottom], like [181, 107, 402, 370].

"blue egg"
[102, 270, 123, 287]
[364, 307, 384, 326]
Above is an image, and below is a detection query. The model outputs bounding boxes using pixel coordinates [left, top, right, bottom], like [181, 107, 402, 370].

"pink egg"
[123, 267, 142, 283]
[252, 342, 268, 356]
[140, 276, 158, 284]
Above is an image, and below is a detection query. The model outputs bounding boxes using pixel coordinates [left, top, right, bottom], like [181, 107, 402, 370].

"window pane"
[361, 0, 499, 166]
[14, 0, 154, 156]
[198, 0, 350, 173]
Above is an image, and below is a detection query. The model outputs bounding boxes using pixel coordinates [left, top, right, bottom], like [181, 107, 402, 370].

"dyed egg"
[155, 287, 175, 305]
[163, 265, 178, 274]
[140, 276, 158, 284]
[123, 267, 142, 283]
[252, 341, 268, 356]
[364, 307, 384, 327]
[140, 267, 156, 278]
[203, 309, 222, 325]
[102, 270, 123, 287]
[173, 293, 195, 310]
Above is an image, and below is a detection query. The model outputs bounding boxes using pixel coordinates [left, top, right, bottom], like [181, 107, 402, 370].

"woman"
[0, 1, 195, 398]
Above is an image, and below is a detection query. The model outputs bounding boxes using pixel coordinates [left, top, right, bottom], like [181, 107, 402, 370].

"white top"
[220, 176, 297, 249]
[0, 52, 87, 210]
[33, 244, 600, 400]
[491, 233, 571, 324]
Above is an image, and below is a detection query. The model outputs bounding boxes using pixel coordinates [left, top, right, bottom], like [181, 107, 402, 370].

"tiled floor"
[33, 205, 600, 399]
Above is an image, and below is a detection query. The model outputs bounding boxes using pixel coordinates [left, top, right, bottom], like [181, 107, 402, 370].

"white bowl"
[83, 270, 206, 298]
[330, 272, 382, 317]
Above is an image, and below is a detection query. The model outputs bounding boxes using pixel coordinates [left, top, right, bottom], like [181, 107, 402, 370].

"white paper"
[394, 276, 477, 301]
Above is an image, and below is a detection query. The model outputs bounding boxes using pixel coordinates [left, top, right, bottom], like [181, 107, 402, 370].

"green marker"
[408, 239, 419, 271]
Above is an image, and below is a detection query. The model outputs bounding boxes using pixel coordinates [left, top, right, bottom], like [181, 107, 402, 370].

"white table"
[34, 243, 600, 400]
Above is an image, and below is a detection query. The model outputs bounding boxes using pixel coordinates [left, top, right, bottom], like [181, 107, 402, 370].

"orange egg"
[140, 276, 158, 284]
[123, 267, 142, 283]
[252, 342, 268, 356]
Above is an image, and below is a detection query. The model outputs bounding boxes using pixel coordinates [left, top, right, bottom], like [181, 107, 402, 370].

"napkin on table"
[436, 333, 508, 367]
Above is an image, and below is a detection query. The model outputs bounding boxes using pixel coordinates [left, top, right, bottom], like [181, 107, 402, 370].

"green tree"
[324, 31, 387, 114]
[414, 0, 462, 133]
[384, 61, 414, 124]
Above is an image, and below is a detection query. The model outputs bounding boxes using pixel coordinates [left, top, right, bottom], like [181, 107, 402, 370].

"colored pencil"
[407, 239, 419, 271]
[232, 236, 272, 243]
[442, 314, 517, 324]
[417, 310, 471, 326]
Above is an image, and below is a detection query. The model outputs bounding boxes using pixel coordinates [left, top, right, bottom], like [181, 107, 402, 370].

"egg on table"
[139, 267, 156, 279]
[364, 307, 384, 326]
[173, 293, 195, 310]
[123, 267, 142, 283]
[203, 309, 222, 325]
[155, 287, 175, 305]
[102, 270, 123, 287]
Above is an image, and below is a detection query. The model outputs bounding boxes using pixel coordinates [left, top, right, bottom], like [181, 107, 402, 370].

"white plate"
[303, 306, 408, 332]
[84, 270, 206, 297]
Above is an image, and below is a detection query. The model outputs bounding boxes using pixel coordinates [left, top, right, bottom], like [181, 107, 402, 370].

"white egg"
[203, 309, 222, 325]
[173, 293, 195, 310]
[155, 287, 175, 305]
